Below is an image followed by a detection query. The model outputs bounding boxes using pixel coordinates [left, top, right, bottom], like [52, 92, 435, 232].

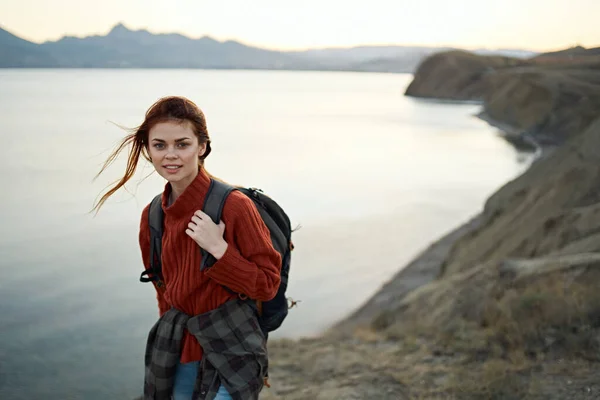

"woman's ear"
[198, 142, 207, 157]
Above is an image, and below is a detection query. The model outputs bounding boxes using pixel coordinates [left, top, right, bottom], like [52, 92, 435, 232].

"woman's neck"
[169, 167, 200, 203]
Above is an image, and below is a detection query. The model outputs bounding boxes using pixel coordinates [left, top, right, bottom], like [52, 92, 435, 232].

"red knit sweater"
[139, 168, 282, 363]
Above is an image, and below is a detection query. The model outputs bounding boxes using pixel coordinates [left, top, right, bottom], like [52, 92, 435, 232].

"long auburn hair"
[92, 96, 212, 213]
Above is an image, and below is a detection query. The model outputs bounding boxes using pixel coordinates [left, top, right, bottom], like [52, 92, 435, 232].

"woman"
[93, 96, 282, 400]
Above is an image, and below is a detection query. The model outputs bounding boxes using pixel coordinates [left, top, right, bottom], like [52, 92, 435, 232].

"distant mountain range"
[0, 23, 539, 73]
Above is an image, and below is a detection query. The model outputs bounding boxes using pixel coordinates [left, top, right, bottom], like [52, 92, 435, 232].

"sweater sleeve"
[205, 191, 282, 301]
[139, 204, 170, 316]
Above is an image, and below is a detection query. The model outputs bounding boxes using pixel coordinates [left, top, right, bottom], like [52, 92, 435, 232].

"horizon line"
[2, 21, 594, 54]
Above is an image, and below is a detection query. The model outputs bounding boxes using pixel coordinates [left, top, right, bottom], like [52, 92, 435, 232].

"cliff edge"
[259, 49, 600, 400]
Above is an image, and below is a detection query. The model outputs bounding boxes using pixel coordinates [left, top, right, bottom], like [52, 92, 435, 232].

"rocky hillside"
[404, 51, 524, 100]
[533, 46, 600, 64]
[259, 50, 600, 399]
[405, 49, 600, 148]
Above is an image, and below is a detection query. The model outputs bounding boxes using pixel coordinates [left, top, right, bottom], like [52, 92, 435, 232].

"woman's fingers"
[194, 210, 209, 219]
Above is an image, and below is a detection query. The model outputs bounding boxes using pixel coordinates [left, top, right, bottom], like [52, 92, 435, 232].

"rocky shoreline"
[260, 47, 600, 400]
[332, 214, 484, 335]
[475, 112, 544, 154]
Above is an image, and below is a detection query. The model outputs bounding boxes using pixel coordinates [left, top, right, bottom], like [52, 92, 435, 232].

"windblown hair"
[92, 96, 211, 213]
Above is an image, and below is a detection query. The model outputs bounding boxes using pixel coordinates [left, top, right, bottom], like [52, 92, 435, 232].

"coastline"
[407, 93, 545, 156]
[332, 213, 484, 335]
[333, 99, 540, 335]
[260, 49, 600, 399]
[407, 96, 484, 106]
[475, 111, 545, 158]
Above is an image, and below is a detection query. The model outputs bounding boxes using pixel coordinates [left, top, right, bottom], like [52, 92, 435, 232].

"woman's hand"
[186, 210, 228, 259]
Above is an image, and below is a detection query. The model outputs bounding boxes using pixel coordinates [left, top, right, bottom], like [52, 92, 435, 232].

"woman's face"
[148, 121, 206, 187]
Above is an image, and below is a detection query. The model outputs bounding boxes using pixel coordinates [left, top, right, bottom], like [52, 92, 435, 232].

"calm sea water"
[0, 69, 531, 399]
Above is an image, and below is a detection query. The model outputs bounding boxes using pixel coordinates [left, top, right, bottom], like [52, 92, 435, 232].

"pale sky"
[1, 0, 598, 51]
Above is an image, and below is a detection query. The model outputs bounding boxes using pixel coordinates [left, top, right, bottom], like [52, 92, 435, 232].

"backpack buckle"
[156, 280, 166, 292]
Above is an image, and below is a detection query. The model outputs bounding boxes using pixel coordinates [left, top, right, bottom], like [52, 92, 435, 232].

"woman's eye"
[153, 143, 165, 149]
[177, 143, 189, 148]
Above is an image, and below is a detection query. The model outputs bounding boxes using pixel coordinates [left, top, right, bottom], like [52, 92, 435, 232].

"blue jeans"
[173, 361, 232, 400]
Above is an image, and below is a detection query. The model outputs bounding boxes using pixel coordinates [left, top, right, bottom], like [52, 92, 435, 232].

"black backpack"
[139, 179, 294, 335]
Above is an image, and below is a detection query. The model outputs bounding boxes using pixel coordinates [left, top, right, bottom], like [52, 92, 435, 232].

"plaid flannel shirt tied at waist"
[143, 297, 268, 400]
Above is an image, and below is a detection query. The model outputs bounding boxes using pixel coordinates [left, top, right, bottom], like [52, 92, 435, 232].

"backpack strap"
[200, 179, 236, 271]
[140, 194, 165, 284]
